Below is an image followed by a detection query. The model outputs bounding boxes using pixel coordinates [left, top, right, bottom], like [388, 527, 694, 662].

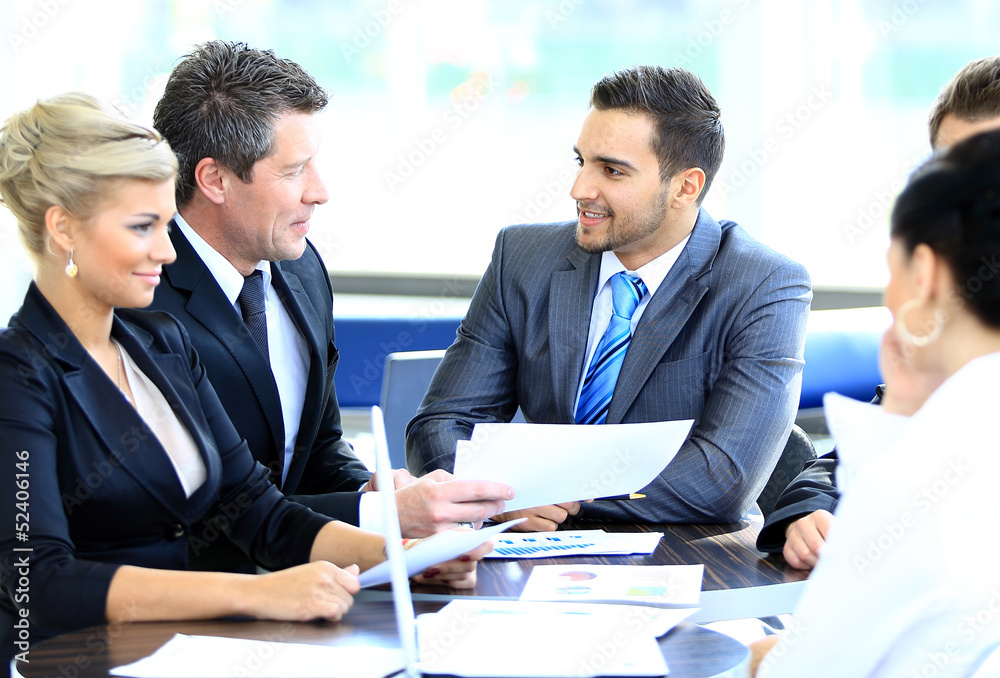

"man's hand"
[394, 469, 514, 538]
[492, 502, 582, 532]
[360, 468, 414, 493]
[783, 509, 834, 570]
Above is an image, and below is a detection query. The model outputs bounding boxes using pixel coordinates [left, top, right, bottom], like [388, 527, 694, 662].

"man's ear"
[671, 167, 706, 208]
[193, 157, 227, 205]
[44, 204, 76, 254]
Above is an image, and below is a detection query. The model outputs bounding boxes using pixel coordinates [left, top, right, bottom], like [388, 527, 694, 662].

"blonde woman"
[0, 93, 486, 665]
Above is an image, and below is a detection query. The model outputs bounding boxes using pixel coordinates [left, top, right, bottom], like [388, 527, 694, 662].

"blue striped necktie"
[575, 271, 647, 425]
[239, 270, 270, 363]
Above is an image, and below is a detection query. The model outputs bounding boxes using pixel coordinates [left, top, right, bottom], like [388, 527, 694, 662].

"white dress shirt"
[173, 215, 309, 488]
[574, 236, 690, 411]
[759, 351, 1000, 677]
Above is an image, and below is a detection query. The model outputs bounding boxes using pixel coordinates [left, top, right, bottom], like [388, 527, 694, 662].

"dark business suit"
[149, 225, 371, 570]
[0, 284, 330, 663]
[407, 211, 812, 523]
[756, 385, 882, 552]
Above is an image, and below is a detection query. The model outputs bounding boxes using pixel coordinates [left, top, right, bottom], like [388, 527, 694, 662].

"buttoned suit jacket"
[149, 226, 370, 568]
[406, 210, 812, 523]
[0, 284, 329, 661]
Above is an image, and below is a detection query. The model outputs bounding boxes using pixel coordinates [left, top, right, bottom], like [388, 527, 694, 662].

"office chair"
[379, 350, 448, 469]
[756, 425, 817, 518]
[380, 349, 526, 470]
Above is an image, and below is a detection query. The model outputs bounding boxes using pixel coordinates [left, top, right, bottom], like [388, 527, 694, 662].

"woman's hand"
[879, 328, 947, 416]
[411, 531, 495, 589]
[244, 561, 360, 622]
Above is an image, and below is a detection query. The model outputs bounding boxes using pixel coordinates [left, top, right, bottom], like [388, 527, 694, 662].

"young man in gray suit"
[406, 66, 812, 531]
[149, 41, 512, 570]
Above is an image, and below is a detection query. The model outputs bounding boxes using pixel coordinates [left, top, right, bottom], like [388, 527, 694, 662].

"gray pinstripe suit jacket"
[405, 209, 811, 523]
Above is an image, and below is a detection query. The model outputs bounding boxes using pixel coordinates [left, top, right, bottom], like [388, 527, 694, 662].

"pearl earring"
[65, 249, 78, 278]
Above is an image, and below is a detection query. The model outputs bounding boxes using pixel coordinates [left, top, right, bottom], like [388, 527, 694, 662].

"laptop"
[369, 405, 421, 677]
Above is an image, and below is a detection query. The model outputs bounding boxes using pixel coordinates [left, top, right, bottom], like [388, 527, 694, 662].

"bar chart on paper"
[486, 530, 663, 558]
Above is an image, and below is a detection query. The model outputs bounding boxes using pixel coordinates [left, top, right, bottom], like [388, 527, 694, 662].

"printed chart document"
[418, 599, 696, 677]
[453, 420, 693, 512]
[486, 530, 664, 558]
[519, 564, 704, 607]
[358, 518, 525, 587]
[110, 634, 404, 678]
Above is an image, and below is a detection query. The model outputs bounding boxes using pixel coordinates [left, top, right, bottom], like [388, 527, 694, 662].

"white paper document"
[358, 518, 525, 587]
[109, 634, 404, 678]
[486, 530, 664, 558]
[453, 420, 693, 513]
[519, 564, 704, 607]
[418, 599, 695, 677]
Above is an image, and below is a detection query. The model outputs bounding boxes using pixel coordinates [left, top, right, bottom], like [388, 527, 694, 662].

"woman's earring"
[894, 298, 945, 348]
[65, 249, 78, 278]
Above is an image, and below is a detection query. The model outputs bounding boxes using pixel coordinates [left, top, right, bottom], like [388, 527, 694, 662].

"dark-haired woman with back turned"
[752, 130, 1000, 676]
[0, 93, 488, 673]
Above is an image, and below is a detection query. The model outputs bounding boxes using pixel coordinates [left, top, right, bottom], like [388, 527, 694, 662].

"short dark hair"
[928, 56, 1000, 148]
[891, 128, 1000, 328]
[590, 65, 724, 203]
[153, 40, 328, 207]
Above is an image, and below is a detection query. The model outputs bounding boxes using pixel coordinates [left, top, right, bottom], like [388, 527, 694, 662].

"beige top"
[115, 340, 207, 497]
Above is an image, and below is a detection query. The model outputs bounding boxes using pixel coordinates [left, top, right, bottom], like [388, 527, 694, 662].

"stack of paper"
[486, 530, 664, 558]
[519, 564, 704, 607]
[418, 600, 695, 677]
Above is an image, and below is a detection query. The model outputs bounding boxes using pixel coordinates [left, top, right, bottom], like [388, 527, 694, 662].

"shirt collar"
[173, 213, 272, 306]
[595, 234, 691, 298]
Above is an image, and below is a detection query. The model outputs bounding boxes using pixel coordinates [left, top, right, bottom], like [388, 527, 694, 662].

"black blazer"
[0, 284, 330, 661]
[149, 226, 370, 569]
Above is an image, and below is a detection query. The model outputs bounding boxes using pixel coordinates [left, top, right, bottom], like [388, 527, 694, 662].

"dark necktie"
[575, 271, 647, 425]
[239, 270, 269, 363]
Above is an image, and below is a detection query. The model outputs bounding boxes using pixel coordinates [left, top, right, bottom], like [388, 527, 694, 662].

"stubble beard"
[575, 189, 670, 254]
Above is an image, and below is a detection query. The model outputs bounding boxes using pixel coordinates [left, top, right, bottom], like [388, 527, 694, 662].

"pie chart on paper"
[557, 571, 597, 582]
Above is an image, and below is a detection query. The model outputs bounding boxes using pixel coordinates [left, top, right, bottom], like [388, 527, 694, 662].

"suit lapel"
[269, 263, 324, 491]
[549, 246, 601, 422]
[112, 320, 223, 521]
[166, 226, 286, 455]
[16, 286, 200, 521]
[606, 210, 720, 423]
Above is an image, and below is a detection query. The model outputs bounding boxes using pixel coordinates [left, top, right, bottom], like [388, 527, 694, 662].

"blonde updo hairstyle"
[0, 92, 178, 265]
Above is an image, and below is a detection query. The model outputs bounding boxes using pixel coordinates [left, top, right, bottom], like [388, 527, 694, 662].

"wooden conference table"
[18, 512, 805, 678]
[393, 510, 810, 624]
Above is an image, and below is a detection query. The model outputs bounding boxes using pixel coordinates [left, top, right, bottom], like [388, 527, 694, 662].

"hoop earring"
[65, 249, 78, 278]
[894, 298, 945, 348]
